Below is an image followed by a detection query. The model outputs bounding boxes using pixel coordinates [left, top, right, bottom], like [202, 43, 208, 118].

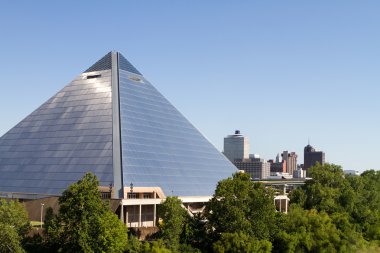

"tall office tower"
[282, 151, 298, 175]
[234, 156, 270, 179]
[275, 153, 281, 163]
[223, 130, 249, 162]
[304, 143, 325, 173]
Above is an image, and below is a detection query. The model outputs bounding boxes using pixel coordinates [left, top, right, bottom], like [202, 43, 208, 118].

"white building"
[293, 169, 306, 178]
[344, 170, 360, 176]
[223, 130, 249, 162]
[234, 157, 270, 180]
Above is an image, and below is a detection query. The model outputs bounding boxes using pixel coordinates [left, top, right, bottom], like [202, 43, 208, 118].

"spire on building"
[276, 153, 281, 163]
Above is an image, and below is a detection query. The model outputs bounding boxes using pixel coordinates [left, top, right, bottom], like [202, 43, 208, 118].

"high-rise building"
[304, 144, 325, 173]
[282, 151, 298, 175]
[223, 130, 249, 162]
[0, 51, 237, 201]
[275, 153, 281, 163]
[234, 156, 270, 179]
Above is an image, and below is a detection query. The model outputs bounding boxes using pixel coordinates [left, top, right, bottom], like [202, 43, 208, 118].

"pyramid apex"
[84, 52, 112, 73]
[117, 52, 142, 75]
[84, 51, 142, 75]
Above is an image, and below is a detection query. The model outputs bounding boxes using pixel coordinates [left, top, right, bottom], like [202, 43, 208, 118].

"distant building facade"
[282, 151, 298, 175]
[268, 157, 286, 174]
[304, 144, 325, 173]
[223, 130, 249, 162]
[234, 156, 270, 179]
[344, 170, 360, 176]
[293, 169, 306, 178]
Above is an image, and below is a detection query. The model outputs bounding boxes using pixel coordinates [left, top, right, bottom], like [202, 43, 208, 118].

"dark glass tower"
[304, 144, 325, 173]
[0, 52, 237, 198]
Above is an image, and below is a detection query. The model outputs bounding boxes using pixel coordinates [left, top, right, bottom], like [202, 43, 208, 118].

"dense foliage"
[4, 165, 380, 252]
[45, 173, 129, 253]
[136, 172, 282, 252]
[0, 223, 25, 253]
[290, 164, 380, 242]
[157, 196, 189, 251]
[147, 166, 380, 252]
[212, 232, 272, 253]
[206, 172, 282, 241]
[0, 199, 30, 253]
[287, 164, 380, 252]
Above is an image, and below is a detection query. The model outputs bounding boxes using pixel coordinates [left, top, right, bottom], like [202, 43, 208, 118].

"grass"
[30, 221, 44, 228]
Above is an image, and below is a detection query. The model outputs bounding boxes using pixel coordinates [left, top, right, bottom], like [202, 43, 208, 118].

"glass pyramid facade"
[0, 52, 237, 198]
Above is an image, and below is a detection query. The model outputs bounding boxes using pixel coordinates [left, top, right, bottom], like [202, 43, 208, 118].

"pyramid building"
[0, 51, 237, 200]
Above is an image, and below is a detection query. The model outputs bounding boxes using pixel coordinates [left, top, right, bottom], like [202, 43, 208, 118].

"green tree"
[141, 239, 172, 253]
[157, 196, 188, 251]
[0, 199, 31, 237]
[45, 172, 128, 253]
[42, 206, 62, 252]
[212, 232, 272, 253]
[290, 165, 380, 242]
[125, 234, 142, 253]
[0, 199, 30, 253]
[205, 172, 280, 241]
[274, 205, 365, 253]
[349, 170, 380, 240]
[297, 163, 352, 214]
[0, 223, 25, 253]
[180, 213, 209, 251]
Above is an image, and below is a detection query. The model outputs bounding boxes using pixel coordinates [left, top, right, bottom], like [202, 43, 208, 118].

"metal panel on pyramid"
[0, 70, 113, 196]
[0, 51, 237, 198]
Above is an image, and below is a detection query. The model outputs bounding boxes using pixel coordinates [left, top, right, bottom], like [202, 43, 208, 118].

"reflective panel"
[0, 52, 237, 198]
[118, 66, 237, 197]
[0, 69, 113, 195]
[118, 53, 141, 75]
[84, 52, 112, 73]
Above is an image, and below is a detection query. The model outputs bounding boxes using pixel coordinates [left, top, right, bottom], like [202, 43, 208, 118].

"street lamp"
[130, 182, 133, 193]
[109, 182, 113, 199]
[40, 203, 45, 229]
[129, 182, 134, 199]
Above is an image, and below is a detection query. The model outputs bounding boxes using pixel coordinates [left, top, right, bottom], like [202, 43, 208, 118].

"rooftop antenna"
[308, 138, 310, 145]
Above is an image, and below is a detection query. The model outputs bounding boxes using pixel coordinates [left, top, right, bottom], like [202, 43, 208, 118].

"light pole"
[109, 182, 113, 199]
[40, 203, 45, 229]
[130, 182, 133, 196]
[129, 182, 134, 227]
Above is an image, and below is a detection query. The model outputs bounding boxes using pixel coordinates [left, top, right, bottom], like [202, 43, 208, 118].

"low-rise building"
[344, 170, 360, 176]
[293, 169, 306, 178]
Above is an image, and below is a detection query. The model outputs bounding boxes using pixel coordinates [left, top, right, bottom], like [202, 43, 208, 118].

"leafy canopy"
[158, 196, 189, 251]
[0, 199, 31, 237]
[45, 172, 128, 253]
[212, 232, 272, 253]
[205, 172, 281, 241]
[290, 164, 380, 241]
[274, 205, 366, 253]
[0, 199, 30, 253]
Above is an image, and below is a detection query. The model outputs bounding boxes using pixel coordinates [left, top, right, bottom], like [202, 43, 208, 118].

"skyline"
[1, 2, 380, 171]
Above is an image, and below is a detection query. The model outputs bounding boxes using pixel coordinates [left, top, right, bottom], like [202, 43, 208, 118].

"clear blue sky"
[0, 1, 379, 171]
